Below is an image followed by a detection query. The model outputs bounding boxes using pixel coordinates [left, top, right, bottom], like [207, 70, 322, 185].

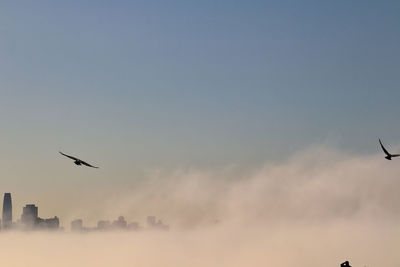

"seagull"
[59, 151, 99, 168]
[379, 139, 400, 160]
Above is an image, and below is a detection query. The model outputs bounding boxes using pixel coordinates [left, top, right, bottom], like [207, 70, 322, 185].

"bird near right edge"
[379, 139, 400, 160]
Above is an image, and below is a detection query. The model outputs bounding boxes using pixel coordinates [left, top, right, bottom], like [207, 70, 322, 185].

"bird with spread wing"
[59, 152, 99, 168]
[379, 139, 400, 160]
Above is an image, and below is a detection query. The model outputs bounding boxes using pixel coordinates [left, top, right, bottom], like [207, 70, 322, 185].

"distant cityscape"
[0, 193, 169, 232]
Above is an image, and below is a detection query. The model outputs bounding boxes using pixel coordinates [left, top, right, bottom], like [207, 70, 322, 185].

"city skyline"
[0, 192, 169, 232]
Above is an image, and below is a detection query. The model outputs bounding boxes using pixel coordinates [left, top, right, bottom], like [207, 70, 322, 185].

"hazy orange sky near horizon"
[1, 145, 400, 229]
[0, 147, 399, 266]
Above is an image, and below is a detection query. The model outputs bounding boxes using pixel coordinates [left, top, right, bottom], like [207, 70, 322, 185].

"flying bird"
[379, 139, 400, 160]
[59, 152, 99, 168]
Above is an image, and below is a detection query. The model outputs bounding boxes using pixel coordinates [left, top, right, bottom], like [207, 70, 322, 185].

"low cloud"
[3, 145, 400, 266]
[102, 145, 400, 228]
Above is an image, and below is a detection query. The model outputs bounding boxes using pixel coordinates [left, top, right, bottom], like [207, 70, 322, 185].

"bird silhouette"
[59, 152, 99, 168]
[379, 139, 400, 160]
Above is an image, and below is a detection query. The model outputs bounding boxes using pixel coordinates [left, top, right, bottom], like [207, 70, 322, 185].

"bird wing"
[59, 151, 80, 161]
[379, 139, 391, 156]
[80, 160, 99, 168]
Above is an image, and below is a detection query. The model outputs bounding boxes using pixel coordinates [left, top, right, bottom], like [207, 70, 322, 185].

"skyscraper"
[20, 204, 60, 230]
[21, 204, 38, 227]
[2, 193, 12, 229]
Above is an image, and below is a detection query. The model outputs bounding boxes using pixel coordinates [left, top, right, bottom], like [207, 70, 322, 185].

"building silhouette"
[147, 216, 169, 231]
[37, 217, 59, 229]
[112, 216, 127, 229]
[147, 216, 156, 226]
[20, 204, 59, 230]
[2, 193, 12, 229]
[69, 215, 169, 232]
[21, 204, 38, 227]
[71, 219, 83, 232]
[97, 220, 111, 230]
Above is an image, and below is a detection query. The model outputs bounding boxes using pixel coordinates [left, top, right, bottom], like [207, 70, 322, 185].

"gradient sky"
[0, 1, 400, 222]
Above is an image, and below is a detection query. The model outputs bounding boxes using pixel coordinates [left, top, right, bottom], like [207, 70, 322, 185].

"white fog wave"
[2, 146, 400, 267]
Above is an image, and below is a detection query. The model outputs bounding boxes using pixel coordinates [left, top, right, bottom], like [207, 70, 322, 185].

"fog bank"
[2, 146, 400, 266]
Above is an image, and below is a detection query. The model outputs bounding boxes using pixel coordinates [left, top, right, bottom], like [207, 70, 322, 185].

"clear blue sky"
[0, 1, 400, 168]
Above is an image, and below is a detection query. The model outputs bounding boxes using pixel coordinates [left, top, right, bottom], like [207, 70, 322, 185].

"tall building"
[2, 193, 12, 229]
[71, 219, 83, 232]
[21, 204, 38, 227]
[21, 204, 60, 230]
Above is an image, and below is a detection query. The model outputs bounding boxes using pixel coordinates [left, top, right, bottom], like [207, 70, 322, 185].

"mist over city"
[0, 147, 399, 266]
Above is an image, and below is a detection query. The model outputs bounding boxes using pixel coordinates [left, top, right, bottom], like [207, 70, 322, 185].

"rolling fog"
[1, 146, 399, 267]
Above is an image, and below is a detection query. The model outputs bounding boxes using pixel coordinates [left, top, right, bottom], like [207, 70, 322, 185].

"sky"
[0, 2, 400, 265]
[1, 1, 400, 167]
